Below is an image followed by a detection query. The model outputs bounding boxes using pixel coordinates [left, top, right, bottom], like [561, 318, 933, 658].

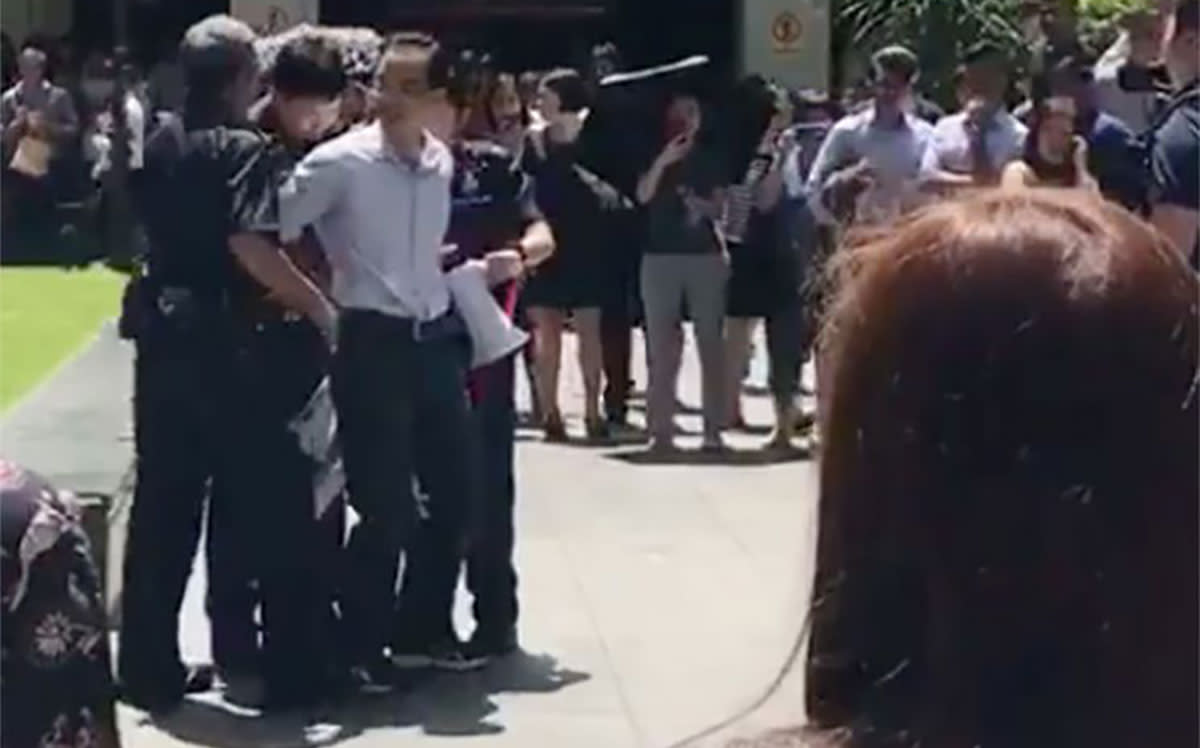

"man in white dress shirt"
[279, 32, 485, 688]
[806, 45, 934, 227]
[921, 43, 1028, 191]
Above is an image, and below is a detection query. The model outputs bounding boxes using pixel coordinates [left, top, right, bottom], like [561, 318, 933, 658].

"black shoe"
[543, 415, 568, 442]
[391, 638, 488, 673]
[464, 628, 519, 661]
[120, 663, 215, 713]
[346, 659, 396, 695]
[585, 417, 611, 442]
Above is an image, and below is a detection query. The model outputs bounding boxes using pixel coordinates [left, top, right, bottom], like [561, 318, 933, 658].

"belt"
[342, 307, 465, 342]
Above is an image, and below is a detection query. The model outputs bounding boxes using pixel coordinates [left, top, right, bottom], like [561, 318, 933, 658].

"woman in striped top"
[722, 80, 794, 442]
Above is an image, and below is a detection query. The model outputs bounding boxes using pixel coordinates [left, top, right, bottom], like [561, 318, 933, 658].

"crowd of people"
[1, 1, 1197, 747]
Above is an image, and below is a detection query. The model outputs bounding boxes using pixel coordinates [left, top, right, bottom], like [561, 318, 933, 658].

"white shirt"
[84, 94, 145, 177]
[806, 107, 934, 225]
[280, 122, 454, 321]
[921, 109, 1027, 179]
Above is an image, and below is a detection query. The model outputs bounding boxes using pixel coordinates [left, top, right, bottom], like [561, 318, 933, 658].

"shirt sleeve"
[804, 123, 851, 194]
[805, 124, 853, 224]
[225, 132, 281, 236]
[50, 87, 78, 133]
[919, 120, 950, 177]
[1151, 113, 1200, 211]
[0, 91, 15, 128]
[279, 143, 347, 243]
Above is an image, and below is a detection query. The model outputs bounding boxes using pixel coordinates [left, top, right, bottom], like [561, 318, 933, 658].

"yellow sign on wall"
[740, 0, 830, 91]
[770, 10, 804, 54]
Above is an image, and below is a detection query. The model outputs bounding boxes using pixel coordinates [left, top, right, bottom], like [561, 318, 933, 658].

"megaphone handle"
[503, 279, 521, 318]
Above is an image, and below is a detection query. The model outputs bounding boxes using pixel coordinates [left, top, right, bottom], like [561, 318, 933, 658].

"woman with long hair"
[695, 190, 1198, 747]
[636, 89, 729, 453]
[484, 72, 528, 156]
[722, 77, 794, 444]
[1001, 92, 1098, 190]
[804, 190, 1197, 747]
[522, 69, 626, 440]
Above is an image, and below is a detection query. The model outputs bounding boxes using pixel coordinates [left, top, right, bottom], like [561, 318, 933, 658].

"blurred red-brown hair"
[803, 189, 1198, 747]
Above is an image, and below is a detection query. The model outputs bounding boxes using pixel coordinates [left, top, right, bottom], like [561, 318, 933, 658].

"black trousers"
[204, 322, 331, 697]
[119, 322, 329, 707]
[332, 310, 478, 663]
[601, 306, 633, 422]
[396, 353, 519, 645]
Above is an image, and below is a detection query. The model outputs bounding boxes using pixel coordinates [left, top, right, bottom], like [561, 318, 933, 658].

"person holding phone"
[1002, 94, 1099, 191]
[636, 90, 728, 453]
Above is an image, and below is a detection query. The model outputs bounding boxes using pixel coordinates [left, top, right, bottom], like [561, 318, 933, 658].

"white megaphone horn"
[446, 260, 530, 369]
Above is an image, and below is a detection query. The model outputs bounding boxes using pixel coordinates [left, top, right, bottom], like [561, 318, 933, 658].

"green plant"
[1076, 0, 1153, 55]
[835, 0, 1027, 108]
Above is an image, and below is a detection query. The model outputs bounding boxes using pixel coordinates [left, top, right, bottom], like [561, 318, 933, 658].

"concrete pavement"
[116, 328, 819, 748]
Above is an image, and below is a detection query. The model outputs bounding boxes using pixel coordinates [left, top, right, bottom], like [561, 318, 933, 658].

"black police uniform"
[117, 112, 328, 710]
[1148, 79, 1200, 266]
[394, 138, 541, 655]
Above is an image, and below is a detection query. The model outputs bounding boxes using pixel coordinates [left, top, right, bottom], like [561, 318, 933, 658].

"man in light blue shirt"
[921, 43, 1028, 190]
[279, 32, 493, 687]
[806, 46, 934, 227]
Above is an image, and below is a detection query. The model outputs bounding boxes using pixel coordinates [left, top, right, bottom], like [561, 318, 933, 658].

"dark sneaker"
[464, 628, 519, 661]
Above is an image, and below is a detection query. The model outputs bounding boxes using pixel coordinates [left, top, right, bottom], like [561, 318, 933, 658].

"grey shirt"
[1, 79, 78, 148]
[644, 148, 725, 255]
[279, 122, 455, 321]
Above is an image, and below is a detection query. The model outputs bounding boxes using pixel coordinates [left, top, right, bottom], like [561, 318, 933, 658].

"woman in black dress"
[522, 69, 627, 440]
[722, 80, 795, 439]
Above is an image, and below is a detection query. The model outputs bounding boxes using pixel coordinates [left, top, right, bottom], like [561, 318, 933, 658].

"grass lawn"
[0, 265, 126, 413]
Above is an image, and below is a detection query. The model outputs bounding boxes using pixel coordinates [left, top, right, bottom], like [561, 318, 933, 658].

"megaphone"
[446, 261, 530, 369]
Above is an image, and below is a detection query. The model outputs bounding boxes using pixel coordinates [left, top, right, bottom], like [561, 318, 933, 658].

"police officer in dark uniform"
[1148, 0, 1200, 266]
[392, 54, 555, 669]
[203, 32, 348, 708]
[117, 15, 337, 713]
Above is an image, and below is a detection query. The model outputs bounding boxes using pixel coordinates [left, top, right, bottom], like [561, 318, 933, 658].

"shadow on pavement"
[144, 650, 590, 746]
[342, 650, 590, 738]
[605, 444, 812, 467]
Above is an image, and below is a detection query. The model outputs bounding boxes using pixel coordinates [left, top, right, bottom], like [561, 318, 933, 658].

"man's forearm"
[229, 232, 334, 324]
[921, 169, 977, 190]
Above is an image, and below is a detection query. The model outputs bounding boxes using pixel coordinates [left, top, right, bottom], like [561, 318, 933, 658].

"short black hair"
[540, 68, 588, 113]
[871, 45, 919, 83]
[179, 15, 258, 105]
[378, 31, 453, 91]
[1176, 0, 1199, 33]
[271, 35, 346, 100]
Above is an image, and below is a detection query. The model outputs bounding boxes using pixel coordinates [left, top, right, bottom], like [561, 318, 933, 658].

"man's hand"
[309, 298, 340, 351]
[26, 110, 47, 139]
[830, 158, 875, 197]
[483, 249, 524, 286]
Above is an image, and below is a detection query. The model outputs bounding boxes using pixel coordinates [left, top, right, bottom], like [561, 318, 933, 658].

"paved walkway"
[117, 329, 819, 748]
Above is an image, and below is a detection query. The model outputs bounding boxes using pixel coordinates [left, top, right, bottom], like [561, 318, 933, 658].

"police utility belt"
[119, 276, 303, 341]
